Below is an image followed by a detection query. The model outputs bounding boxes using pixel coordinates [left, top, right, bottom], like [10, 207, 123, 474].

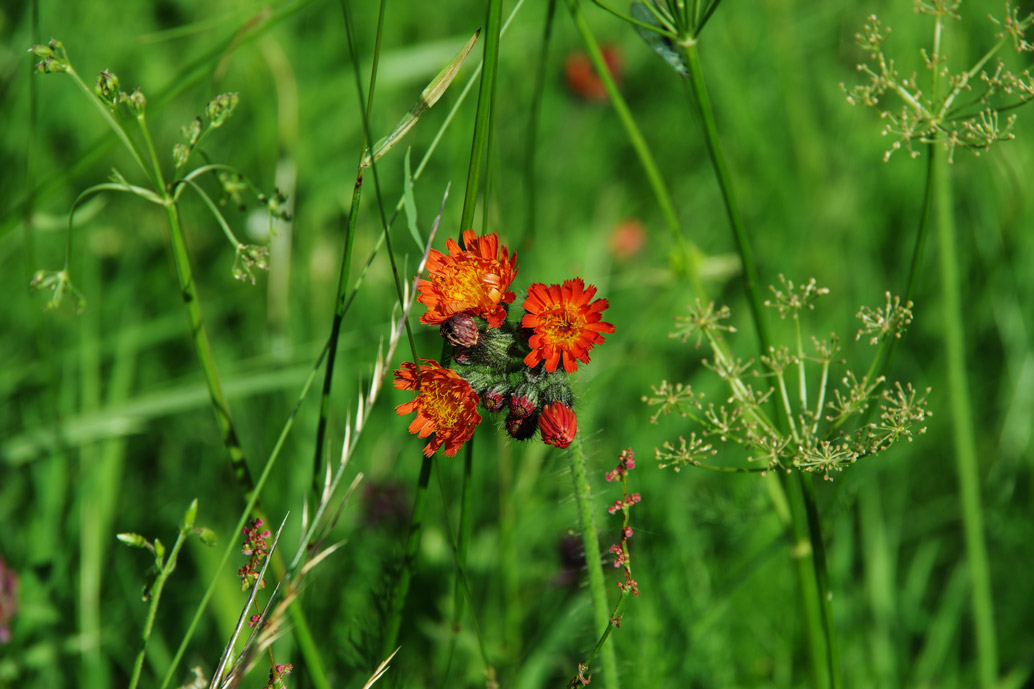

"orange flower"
[393, 359, 482, 457]
[522, 278, 616, 373]
[417, 230, 518, 328]
[564, 45, 623, 101]
[538, 402, 578, 448]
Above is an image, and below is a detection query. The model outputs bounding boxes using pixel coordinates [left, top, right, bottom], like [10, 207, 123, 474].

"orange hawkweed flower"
[538, 402, 578, 449]
[522, 278, 616, 373]
[417, 230, 518, 328]
[393, 359, 482, 457]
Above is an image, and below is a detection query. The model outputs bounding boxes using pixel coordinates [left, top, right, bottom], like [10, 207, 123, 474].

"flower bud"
[125, 88, 146, 115]
[481, 383, 510, 412]
[539, 371, 575, 408]
[441, 313, 479, 348]
[538, 402, 578, 449]
[95, 70, 121, 109]
[205, 92, 239, 127]
[508, 393, 537, 419]
[30, 40, 69, 74]
[505, 409, 539, 441]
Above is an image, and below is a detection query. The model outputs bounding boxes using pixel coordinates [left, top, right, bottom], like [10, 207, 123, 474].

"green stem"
[128, 514, 192, 689]
[777, 474, 827, 689]
[523, 0, 557, 248]
[798, 473, 841, 689]
[382, 456, 434, 657]
[312, 0, 389, 487]
[565, 0, 703, 291]
[678, 39, 768, 352]
[459, 0, 503, 234]
[678, 34, 842, 686]
[930, 143, 997, 689]
[162, 201, 255, 497]
[568, 437, 619, 689]
[450, 444, 475, 639]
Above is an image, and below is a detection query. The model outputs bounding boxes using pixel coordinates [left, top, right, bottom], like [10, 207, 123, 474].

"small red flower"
[417, 230, 518, 328]
[565, 45, 623, 101]
[394, 359, 482, 457]
[538, 402, 578, 448]
[522, 278, 616, 373]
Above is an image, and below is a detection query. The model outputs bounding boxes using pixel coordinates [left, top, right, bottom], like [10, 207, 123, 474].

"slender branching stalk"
[564, 0, 704, 291]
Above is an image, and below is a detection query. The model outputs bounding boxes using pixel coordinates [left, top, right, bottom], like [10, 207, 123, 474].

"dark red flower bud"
[505, 411, 539, 441]
[482, 385, 509, 412]
[508, 394, 537, 419]
[440, 313, 480, 348]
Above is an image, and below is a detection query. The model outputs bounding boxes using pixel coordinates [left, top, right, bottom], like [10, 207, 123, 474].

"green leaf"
[362, 29, 480, 168]
[630, 3, 688, 77]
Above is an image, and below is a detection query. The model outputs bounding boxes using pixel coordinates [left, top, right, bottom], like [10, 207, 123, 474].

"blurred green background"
[1, 0, 1032, 687]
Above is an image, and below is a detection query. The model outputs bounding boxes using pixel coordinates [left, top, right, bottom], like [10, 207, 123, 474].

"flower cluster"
[841, 5, 1034, 163]
[263, 662, 293, 689]
[394, 230, 615, 457]
[605, 449, 640, 601]
[646, 277, 930, 480]
[238, 518, 271, 591]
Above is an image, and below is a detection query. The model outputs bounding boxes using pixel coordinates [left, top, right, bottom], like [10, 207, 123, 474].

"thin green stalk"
[459, 0, 503, 234]
[382, 456, 434, 657]
[449, 444, 475, 640]
[568, 437, 619, 689]
[931, 143, 997, 689]
[498, 446, 521, 665]
[678, 40, 768, 352]
[565, 0, 703, 292]
[798, 474, 841, 689]
[312, 0, 391, 487]
[524, 0, 557, 248]
[766, 473, 826, 689]
[162, 202, 256, 496]
[128, 510, 194, 689]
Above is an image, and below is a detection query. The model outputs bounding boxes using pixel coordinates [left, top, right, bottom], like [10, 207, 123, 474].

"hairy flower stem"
[931, 144, 997, 689]
[679, 38, 838, 688]
[565, 0, 704, 290]
[569, 437, 620, 688]
[381, 456, 433, 658]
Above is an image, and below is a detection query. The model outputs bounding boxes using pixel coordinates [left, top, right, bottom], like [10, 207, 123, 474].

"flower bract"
[394, 359, 482, 457]
[522, 278, 615, 373]
[417, 230, 518, 328]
